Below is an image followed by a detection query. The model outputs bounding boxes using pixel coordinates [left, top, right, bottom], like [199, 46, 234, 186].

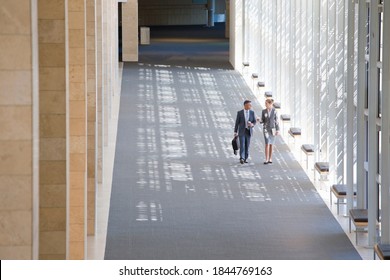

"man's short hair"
[265, 98, 274, 104]
[243, 100, 251, 105]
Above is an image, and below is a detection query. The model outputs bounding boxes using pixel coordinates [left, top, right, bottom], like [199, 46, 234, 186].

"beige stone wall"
[38, 0, 67, 260]
[0, 0, 38, 260]
[0, 0, 123, 260]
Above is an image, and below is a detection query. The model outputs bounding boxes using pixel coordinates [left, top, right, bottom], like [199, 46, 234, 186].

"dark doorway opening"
[138, 23, 230, 69]
[136, 1, 229, 68]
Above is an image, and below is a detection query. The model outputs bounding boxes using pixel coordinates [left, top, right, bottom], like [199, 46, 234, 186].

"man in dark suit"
[234, 100, 257, 164]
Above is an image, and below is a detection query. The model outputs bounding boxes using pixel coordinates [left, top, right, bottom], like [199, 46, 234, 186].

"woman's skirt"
[263, 129, 276, 145]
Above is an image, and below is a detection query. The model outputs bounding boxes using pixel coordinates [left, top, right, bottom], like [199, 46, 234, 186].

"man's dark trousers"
[239, 128, 251, 161]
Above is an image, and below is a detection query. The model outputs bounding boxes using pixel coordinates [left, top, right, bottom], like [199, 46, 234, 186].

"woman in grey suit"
[260, 99, 280, 164]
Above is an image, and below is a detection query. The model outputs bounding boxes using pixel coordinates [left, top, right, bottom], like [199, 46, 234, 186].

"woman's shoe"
[263, 161, 269, 165]
[268, 161, 273, 164]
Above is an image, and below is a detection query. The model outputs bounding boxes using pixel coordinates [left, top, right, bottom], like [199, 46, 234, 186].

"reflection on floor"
[104, 25, 360, 260]
[138, 23, 231, 69]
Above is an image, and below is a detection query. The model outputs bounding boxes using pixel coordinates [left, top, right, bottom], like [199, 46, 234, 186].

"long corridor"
[104, 26, 360, 260]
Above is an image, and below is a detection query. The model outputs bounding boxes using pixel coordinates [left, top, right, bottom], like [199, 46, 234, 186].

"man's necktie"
[246, 110, 249, 129]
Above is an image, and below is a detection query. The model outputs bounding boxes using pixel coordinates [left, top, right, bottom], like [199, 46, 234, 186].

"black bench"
[315, 162, 329, 172]
[280, 114, 291, 121]
[287, 127, 302, 148]
[257, 81, 265, 88]
[301, 144, 314, 170]
[280, 114, 291, 136]
[273, 102, 281, 109]
[301, 144, 314, 153]
[374, 243, 390, 260]
[314, 162, 329, 181]
[242, 62, 249, 75]
[349, 209, 368, 245]
[264, 91, 272, 98]
[330, 184, 356, 215]
[288, 127, 301, 146]
[288, 127, 301, 138]
[251, 73, 258, 90]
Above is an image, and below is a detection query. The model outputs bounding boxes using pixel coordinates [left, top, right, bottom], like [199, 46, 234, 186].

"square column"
[86, 0, 97, 236]
[346, 0, 356, 213]
[96, 0, 103, 185]
[122, 0, 138, 62]
[0, 0, 39, 260]
[367, 0, 379, 247]
[67, 0, 87, 260]
[38, 0, 67, 260]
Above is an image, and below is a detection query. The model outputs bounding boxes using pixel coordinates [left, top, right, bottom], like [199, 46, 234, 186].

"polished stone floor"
[103, 25, 360, 260]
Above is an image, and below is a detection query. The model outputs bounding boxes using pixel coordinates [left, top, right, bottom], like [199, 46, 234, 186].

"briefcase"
[232, 136, 239, 155]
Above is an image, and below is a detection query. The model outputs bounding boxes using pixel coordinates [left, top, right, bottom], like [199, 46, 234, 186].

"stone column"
[106, 0, 111, 121]
[67, 0, 87, 260]
[122, 0, 138, 62]
[0, 0, 39, 260]
[86, 0, 97, 236]
[96, 0, 103, 185]
[38, 0, 67, 260]
[112, 0, 119, 95]
[103, 0, 109, 146]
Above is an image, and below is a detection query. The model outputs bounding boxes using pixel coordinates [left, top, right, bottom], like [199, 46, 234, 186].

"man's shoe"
[240, 159, 244, 164]
[244, 160, 249, 163]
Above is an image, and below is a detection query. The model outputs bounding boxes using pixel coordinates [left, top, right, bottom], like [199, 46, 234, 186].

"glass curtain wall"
[231, 0, 390, 247]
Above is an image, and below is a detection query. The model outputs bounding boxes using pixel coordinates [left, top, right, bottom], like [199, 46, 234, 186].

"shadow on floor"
[105, 25, 360, 260]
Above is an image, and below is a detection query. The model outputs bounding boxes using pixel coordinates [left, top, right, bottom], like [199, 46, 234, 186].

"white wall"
[231, 0, 345, 180]
[230, 0, 390, 246]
